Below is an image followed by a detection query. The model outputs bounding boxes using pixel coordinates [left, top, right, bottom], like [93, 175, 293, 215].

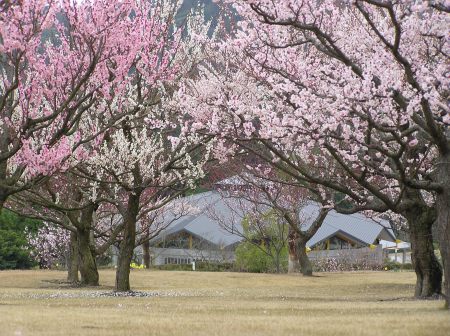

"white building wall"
[150, 247, 235, 266]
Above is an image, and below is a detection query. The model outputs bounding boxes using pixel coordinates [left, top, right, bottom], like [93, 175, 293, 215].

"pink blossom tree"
[74, 4, 214, 292]
[181, 0, 449, 303]
[27, 222, 70, 269]
[0, 0, 179, 211]
[3, 0, 212, 288]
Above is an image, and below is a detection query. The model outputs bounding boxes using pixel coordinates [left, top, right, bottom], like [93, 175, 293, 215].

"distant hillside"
[179, 0, 221, 20]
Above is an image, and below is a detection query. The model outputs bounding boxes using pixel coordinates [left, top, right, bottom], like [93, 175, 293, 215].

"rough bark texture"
[286, 209, 329, 276]
[288, 228, 301, 273]
[115, 192, 140, 292]
[77, 226, 99, 286]
[67, 203, 99, 286]
[435, 152, 450, 308]
[0, 160, 8, 213]
[405, 205, 442, 298]
[288, 234, 313, 276]
[297, 238, 313, 276]
[66, 231, 79, 283]
[0, 188, 6, 213]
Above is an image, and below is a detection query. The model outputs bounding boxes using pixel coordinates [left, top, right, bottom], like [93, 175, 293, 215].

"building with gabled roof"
[300, 203, 395, 250]
[145, 191, 396, 266]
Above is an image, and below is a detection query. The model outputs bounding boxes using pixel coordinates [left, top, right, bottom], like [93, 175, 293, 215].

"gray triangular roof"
[150, 191, 244, 248]
[301, 203, 395, 247]
[151, 192, 396, 249]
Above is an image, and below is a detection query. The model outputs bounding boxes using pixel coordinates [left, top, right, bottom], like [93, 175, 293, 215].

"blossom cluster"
[27, 223, 70, 268]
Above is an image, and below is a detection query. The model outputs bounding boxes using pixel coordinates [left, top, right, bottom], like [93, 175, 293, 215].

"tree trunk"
[142, 227, 151, 269]
[288, 227, 301, 273]
[0, 161, 8, 213]
[143, 239, 151, 269]
[67, 231, 79, 283]
[405, 206, 442, 298]
[115, 193, 140, 292]
[297, 238, 313, 276]
[77, 227, 99, 286]
[67, 203, 99, 286]
[0, 189, 6, 213]
[288, 228, 313, 276]
[435, 152, 450, 308]
[286, 208, 328, 275]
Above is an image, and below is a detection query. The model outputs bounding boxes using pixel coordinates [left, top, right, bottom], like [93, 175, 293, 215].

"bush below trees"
[0, 210, 41, 270]
[235, 242, 288, 273]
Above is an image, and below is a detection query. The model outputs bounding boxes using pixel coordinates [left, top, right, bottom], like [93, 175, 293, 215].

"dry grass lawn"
[0, 269, 449, 336]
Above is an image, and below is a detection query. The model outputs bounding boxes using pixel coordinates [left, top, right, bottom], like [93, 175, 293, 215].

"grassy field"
[0, 270, 449, 336]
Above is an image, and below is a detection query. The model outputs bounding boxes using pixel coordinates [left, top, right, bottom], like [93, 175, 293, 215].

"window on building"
[329, 236, 356, 250]
[164, 257, 192, 265]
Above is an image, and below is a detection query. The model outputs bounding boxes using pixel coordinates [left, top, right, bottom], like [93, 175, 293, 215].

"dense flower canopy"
[0, 0, 180, 193]
[180, 0, 449, 212]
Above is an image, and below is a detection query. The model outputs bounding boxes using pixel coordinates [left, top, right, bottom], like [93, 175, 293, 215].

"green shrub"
[235, 242, 270, 273]
[235, 242, 287, 273]
[0, 210, 41, 270]
[401, 263, 413, 270]
[154, 264, 193, 271]
[234, 211, 289, 273]
[195, 261, 234, 272]
[383, 259, 413, 271]
[0, 229, 34, 269]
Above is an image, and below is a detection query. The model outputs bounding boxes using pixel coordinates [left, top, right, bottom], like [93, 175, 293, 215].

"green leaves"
[0, 210, 41, 270]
